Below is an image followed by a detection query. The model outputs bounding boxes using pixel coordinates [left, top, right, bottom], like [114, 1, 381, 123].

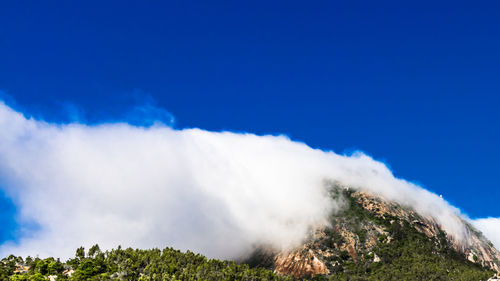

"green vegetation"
[322, 188, 495, 281]
[0, 188, 495, 280]
[2, 246, 292, 281]
[327, 220, 494, 280]
[1, 229, 494, 281]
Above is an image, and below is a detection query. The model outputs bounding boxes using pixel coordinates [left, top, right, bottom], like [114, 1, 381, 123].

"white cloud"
[0, 101, 493, 260]
[472, 218, 500, 250]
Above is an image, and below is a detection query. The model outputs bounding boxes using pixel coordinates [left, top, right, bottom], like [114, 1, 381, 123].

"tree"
[88, 244, 101, 258]
[75, 247, 85, 260]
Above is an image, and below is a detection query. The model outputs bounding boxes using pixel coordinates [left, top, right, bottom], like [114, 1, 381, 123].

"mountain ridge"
[246, 185, 500, 279]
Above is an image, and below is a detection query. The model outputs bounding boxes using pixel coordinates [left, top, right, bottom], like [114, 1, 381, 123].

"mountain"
[247, 185, 500, 280]
[2, 185, 499, 280]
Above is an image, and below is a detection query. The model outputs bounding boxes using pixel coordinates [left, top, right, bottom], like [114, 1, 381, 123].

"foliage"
[318, 188, 495, 281]
[2, 246, 292, 281]
[0, 188, 495, 280]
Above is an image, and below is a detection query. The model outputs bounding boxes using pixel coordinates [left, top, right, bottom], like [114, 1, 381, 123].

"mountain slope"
[2, 186, 499, 280]
[248, 186, 499, 280]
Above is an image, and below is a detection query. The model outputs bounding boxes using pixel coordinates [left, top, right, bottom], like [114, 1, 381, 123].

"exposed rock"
[488, 272, 500, 281]
[251, 187, 500, 278]
[62, 268, 75, 276]
[274, 248, 329, 278]
[352, 190, 500, 271]
[13, 263, 29, 274]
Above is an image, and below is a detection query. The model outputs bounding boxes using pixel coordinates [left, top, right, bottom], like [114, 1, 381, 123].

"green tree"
[75, 247, 85, 260]
[88, 244, 101, 258]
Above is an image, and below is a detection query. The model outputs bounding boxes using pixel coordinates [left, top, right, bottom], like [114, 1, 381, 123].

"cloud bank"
[0, 101, 496, 259]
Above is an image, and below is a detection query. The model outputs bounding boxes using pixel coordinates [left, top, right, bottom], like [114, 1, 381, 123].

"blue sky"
[0, 1, 499, 244]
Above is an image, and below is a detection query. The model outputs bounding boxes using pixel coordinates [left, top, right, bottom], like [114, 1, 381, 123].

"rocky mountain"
[247, 186, 500, 280]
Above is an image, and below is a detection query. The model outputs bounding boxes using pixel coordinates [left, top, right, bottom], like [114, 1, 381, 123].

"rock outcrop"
[250, 187, 500, 279]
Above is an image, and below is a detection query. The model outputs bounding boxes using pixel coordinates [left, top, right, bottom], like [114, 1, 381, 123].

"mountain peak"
[248, 186, 500, 279]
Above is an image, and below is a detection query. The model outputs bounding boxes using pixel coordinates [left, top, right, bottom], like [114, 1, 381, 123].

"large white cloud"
[0, 101, 495, 260]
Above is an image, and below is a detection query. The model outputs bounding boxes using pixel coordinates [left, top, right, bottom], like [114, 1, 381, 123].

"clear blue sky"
[0, 1, 499, 242]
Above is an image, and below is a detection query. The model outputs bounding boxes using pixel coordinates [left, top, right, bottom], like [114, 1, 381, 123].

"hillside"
[248, 186, 499, 280]
[1, 186, 498, 280]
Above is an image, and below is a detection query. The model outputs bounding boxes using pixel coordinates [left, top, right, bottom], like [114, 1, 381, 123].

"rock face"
[249, 187, 500, 279]
[273, 249, 329, 278]
[352, 190, 500, 272]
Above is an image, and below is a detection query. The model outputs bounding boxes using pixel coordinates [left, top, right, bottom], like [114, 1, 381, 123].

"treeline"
[2, 231, 494, 281]
[2, 245, 293, 281]
[1, 238, 495, 280]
